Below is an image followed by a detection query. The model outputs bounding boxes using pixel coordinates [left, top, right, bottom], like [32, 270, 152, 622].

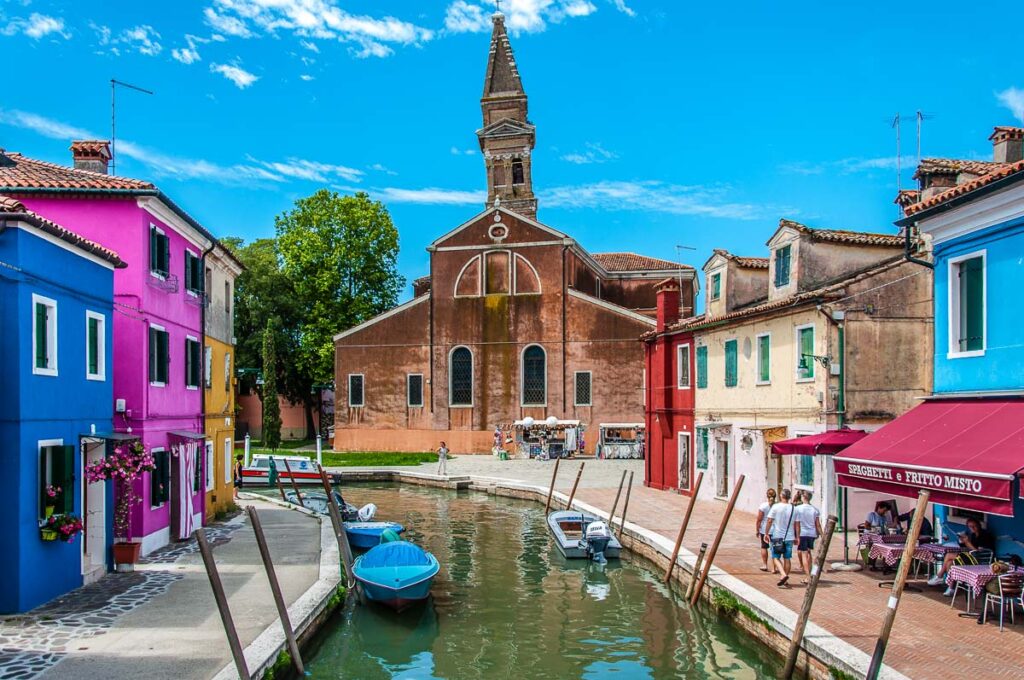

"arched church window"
[512, 159, 525, 185]
[449, 347, 473, 406]
[521, 345, 546, 405]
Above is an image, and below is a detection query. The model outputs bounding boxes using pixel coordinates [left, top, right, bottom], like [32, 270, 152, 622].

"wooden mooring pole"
[782, 514, 838, 678]
[684, 542, 709, 601]
[866, 490, 930, 680]
[247, 506, 304, 676]
[282, 458, 305, 508]
[317, 465, 355, 586]
[664, 471, 704, 583]
[689, 474, 745, 606]
[274, 473, 288, 504]
[617, 471, 635, 537]
[607, 469, 628, 527]
[565, 462, 585, 509]
[544, 456, 562, 514]
[195, 528, 250, 680]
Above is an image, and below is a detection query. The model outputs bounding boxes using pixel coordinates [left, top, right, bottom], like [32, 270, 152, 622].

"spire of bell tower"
[477, 11, 537, 219]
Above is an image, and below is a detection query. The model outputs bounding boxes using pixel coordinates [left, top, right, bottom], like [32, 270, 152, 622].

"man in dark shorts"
[793, 491, 823, 582]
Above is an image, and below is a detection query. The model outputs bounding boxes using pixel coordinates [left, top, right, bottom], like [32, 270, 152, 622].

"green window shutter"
[959, 257, 984, 352]
[149, 227, 158, 272]
[696, 346, 707, 389]
[775, 246, 791, 287]
[758, 335, 770, 382]
[149, 327, 157, 382]
[35, 303, 48, 368]
[711, 273, 721, 300]
[696, 429, 709, 469]
[184, 253, 193, 290]
[88, 317, 99, 375]
[799, 455, 814, 486]
[160, 234, 170, 275]
[185, 339, 193, 386]
[159, 331, 169, 384]
[725, 339, 737, 387]
[799, 327, 815, 379]
[39, 448, 48, 518]
[60, 445, 75, 514]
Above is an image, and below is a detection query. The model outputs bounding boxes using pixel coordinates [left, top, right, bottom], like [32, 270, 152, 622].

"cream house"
[675, 220, 933, 516]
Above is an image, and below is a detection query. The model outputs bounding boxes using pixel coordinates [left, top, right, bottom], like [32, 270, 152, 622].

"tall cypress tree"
[262, 317, 282, 451]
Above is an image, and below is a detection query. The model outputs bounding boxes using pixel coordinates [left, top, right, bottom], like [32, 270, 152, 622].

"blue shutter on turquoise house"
[696, 346, 707, 388]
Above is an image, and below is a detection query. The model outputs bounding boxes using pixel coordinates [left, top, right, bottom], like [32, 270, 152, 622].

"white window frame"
[947, 249, 987, 359]
[348, 373, 365, 408]
[224, 438, 232, 485]
[520, 344, 548, 407]
[794, 323, 815, 383]
[85, 310, 106, 381]
[205, 441, 215, 492]
[150, 447, 167, 508]
[755, 332, 771, 385]
[407, 373, 425, 408]
[149, 323, 167, 387]
[32, 293, 58, 377]
[574, 370, 593, 406]
[448, 346, 474, 408]
[676, 343, 691, 389]
[185, 335, 201, 390]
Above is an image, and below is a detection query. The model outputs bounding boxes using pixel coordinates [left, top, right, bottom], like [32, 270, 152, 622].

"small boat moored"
[353, 540, 439, 612]
[242, 454, 322, 485]
[344, 521, 406, 551]
[547, 510, 622, 562]
[283, 489, 360, 521]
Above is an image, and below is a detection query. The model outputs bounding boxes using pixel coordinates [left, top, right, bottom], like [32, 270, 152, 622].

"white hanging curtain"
[177, 440, 197, 540]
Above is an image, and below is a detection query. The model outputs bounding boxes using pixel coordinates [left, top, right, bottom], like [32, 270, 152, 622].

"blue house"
[834, 126, 1024, 559]
[0, 196, 126, 613]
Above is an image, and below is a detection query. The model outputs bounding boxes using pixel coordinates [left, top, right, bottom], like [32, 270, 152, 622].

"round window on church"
[489, 223, 508, 242]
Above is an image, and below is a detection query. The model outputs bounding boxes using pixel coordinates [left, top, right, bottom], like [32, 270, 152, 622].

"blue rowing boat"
[353, 541, 439, 611]
[344, 521, 406, 550]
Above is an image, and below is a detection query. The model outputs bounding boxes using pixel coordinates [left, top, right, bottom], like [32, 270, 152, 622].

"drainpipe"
[561, 245, 568, 416]
[199, 243, 214, 500]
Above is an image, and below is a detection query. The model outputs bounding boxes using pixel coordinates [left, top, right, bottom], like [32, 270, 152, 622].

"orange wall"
[237, 393, 317, 440]
[333, 428, 493, 454]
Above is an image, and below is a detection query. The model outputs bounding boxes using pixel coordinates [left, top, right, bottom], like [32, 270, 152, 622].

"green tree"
[275, 190, 404, 385]
[262, 317, 282, 451]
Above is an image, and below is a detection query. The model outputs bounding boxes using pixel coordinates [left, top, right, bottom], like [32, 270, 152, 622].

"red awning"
[834, 398, 1024, 516]
[771, 428, 868, 456]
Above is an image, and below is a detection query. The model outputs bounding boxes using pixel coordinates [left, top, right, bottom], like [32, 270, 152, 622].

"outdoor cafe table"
[869, 541, 961, 568]
[945, 564, 1024, 615]
[857, 532, 907, 550]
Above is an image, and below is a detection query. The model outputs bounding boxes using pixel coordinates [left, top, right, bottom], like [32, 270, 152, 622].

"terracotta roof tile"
[592, 252, 692, 272]
[903, 159, 1024, 216]
[0, 151, 153, 191]
[895, 189, 921, 207]
[912, 157, 1007, 180]
[0, 194, 126, 267]
[69, 140, 112, 158]
[989, 126, 1024, 142]
[778, 218, 903, 247]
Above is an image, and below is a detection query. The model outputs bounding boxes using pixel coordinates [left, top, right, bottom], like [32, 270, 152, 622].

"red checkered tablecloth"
[946, 564, 1024, 597]
[868, 542, 961, 567]
[857, 533, 907, 549]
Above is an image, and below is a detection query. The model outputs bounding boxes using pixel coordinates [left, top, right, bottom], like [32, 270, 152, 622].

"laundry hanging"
[175, 440, 197, 540]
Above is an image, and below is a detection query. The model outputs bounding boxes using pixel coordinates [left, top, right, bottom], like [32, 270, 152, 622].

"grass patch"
[327, 583, 347, 609]
[264, 649, 292, 680]
[322, 451, 439, 467]
[710, 588, 771, 630]
[828, 667, 857, 680]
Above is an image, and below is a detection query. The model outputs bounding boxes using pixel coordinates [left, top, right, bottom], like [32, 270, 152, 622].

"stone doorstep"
[210, 503, 341, 680]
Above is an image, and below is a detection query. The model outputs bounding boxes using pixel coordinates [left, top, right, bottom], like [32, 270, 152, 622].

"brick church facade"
[333, 12, 696, 454]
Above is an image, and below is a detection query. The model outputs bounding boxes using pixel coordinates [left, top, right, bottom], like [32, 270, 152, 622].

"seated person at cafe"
[896, 508, 933, 539]
[927, 518, 996, 593]
[859, 501, 894, 568]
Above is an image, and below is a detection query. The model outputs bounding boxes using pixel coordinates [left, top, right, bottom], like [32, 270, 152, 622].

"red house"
[644, 280, 696, 493]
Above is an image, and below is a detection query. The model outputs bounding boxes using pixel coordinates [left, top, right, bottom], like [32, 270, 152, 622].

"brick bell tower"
[477, 11, 537, 219]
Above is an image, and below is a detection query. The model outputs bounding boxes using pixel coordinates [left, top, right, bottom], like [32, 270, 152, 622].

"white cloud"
[0, 108, 91, 140]
[610, 0, 636, 17]
[369, 186, 486, 205]
[560, 142, 616, 164]
[299, 74, 315, 81]
[119, 25, 162, 56]
[210, 62, 259, 88]
[299, 39, 320, 52]
[2, 13, 70, 40]
[89, 22, 111, 45]
[450, 146, 477, 155]
[171, 35, 208, 64]
[250, 156, 364, 182]
[997, 86, 1024, 123]
[203, 0, 433, 58]
[781, 155, 916, 176]
[369, 163, 397, 176]
[444, 0, 597, 35]
[540, 180, 767, 220]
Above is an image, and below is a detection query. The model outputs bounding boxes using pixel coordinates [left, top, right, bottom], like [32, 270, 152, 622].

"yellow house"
[203, 244, 243, 516]
[678, 220, 932, 518]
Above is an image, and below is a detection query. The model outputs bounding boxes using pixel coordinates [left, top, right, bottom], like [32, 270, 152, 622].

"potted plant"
[85, 440, 155, 571]
[44, 513, 84, 542]
[44, 485, 61, 519]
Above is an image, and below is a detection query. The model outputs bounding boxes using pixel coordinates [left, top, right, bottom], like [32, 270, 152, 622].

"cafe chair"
[971, 549, 995, 565]
[982, 573, 1023, 632]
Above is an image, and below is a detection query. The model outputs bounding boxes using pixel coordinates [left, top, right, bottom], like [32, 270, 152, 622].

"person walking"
[793, 490, 823, 583]
[233, 454, 244, 500]
[756, 488, 778, 573]
[437, 441, 449, 476]
[765, 488, 796, 587]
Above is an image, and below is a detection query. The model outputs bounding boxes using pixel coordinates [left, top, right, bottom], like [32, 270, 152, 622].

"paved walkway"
[0, 498, 321, 680]
[377, 456, 1024, 680]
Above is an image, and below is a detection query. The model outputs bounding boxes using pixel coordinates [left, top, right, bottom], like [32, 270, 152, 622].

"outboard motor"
[358, 503, 377, 522]
[584, 521, 612, 564]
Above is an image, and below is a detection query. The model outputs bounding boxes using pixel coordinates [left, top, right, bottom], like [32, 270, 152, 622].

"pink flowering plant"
[45, 513, 84, 542]
[85, 441, 155, 542]
[45, 485, 62, 500]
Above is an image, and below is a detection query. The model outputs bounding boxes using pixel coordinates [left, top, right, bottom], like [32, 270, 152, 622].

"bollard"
[244, 434, 251, 467]
[782, 514, 839, 678]
[275, 473, 289, 504]
[566, 462, 586, 509]
[866, 490, 930, 680]
[544, 456, 562, 514]
[690, 474, 745, 606]
[195, 528, 250, 680]
[617, 471, 635, 538]
[247, 507, 304, 676]
[664, 471, 704, 583]
[282, 458, 305, 508]
[607, 469, 628, 528]
[684, 542, 709, 601]
[316, 434, 323, 466]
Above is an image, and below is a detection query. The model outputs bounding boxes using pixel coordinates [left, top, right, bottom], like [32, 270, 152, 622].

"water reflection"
[301, 484, 779, 679]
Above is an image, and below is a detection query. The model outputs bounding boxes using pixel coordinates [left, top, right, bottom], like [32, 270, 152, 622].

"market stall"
[510, 417, 585, 459]
[598, 423, 645, 459]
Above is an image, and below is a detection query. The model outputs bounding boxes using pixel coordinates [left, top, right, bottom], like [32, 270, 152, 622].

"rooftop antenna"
[110, 78, 154, 175]
[915, 110, 934, 165]
[675, 244, 696, 312]
[891, 113, 901, 192]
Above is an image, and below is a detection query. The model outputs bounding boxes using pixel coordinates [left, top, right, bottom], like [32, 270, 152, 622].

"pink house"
[0, 141, 217, 554]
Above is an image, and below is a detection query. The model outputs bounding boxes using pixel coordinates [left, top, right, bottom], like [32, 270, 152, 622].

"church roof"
[591, 252, 692, 272]
[482, 13, 524, 98]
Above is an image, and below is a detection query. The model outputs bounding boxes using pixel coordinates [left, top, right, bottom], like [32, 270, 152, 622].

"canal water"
[288, 483, 779, 679]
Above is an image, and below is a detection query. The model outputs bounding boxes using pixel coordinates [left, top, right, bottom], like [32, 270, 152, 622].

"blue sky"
[3, 0, 1024, 301]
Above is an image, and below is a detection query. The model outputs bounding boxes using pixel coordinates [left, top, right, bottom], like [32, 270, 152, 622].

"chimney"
[655, 278, 681, 332]
[70, 140, 112, 174]
[990, 127, 1024, 164]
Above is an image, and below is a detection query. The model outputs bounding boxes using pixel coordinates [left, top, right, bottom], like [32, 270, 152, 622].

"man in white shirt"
[764, 488, 796, 587]
[793, 490, 824, 582]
